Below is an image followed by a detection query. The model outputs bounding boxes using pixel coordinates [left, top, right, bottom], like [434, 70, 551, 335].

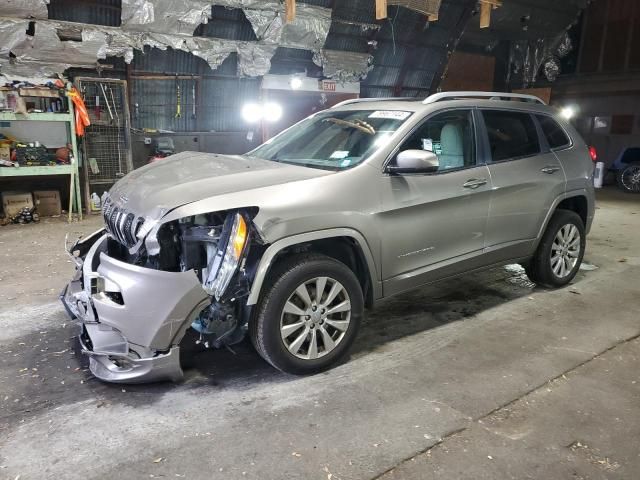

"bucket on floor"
[593, 161, 604, 189]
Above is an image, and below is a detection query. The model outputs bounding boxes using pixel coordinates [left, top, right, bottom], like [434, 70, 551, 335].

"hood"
[108, 151, 332, 215]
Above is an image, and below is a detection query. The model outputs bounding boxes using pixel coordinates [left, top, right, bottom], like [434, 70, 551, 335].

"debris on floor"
[579, 262, 599, 271]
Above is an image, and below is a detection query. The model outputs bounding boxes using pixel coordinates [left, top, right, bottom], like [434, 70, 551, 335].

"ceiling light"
[290, 77, 303, 90]
[560, 106, 576, 120]
[263, 102, 283, 122]
[241, 103, 262, 123]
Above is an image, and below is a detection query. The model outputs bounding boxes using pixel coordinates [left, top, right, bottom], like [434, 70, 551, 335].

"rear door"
[480, 109, 566, 257]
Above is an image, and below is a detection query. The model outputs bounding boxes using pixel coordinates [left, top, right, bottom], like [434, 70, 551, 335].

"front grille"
[102, 196, 143, 249]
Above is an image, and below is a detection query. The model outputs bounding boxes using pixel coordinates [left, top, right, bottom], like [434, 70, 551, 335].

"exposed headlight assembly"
[204, 212, 248, 300]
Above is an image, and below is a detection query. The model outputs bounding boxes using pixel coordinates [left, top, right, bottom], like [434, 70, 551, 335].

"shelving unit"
[0, 89, 82, 222]
[0, 112, 73, 122]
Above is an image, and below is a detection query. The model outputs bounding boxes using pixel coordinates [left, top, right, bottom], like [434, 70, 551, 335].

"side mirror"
[387, 150, 439, 174]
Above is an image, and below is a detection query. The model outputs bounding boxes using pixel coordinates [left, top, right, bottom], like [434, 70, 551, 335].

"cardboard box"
[0, 145, 10, 161]
[33, 190, 62, 216]
[1, 191, 33, 217]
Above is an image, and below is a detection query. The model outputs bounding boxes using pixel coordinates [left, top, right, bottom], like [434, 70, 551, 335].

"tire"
[525, 209, 586, 288]
[250, 253, 363, 375]
[616, 162, 640, 194]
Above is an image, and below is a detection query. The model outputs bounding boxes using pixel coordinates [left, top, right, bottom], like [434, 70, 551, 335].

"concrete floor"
[0, 187, 638, 480]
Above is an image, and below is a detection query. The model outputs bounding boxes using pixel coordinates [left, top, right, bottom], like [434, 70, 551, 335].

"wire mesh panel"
[77, 78, 133, 186]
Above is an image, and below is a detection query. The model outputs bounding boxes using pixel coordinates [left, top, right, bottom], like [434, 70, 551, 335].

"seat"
[439, 123, 465, 170]
[491, 119, 529, 160]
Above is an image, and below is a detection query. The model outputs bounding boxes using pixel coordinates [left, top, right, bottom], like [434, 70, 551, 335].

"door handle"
[463, 178, 488, 189]
[541, 165, 561, 174]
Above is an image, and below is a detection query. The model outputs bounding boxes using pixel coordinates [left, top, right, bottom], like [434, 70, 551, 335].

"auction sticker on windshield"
[369, 111, 412, 120]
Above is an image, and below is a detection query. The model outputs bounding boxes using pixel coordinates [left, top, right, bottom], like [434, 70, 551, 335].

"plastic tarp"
[236, 42, 278, 76]
[211, 0, 266, 7]
[0, 0, 49, 20]
[313, 49, 373, 83]
[82, 29, 275, 75]
[509, 32, 573, 87]
[11, 22, 102, 67]
[0, 18, 29, 57]
[0, 1, 329, 79]
[82, 29, 137, 64]
[243, 3, 331, 51]
[0, 61, 72, 79]
[121, 0, 212, 35]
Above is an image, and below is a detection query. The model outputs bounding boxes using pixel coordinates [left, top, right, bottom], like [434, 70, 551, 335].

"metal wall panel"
[132, 78, 198, 131]
[200, 77, 260, 132]
[132, 47, 208, 75]
[402, 69, 436, 89]
[362, 66, 401, 88]
[47, 0, 121, 26]
[195, 6, 257, 41]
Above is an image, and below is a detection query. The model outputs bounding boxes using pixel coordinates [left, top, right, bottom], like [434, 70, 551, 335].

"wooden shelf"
[0, 165, 76, 177]
[0, 112, 73, 122]
[0, 86, 82, 221]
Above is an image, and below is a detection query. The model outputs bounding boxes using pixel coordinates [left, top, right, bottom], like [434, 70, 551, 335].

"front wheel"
[526, 210, 586, 288]
[617, 162, 640, 193]
[250, 254, 363, 375]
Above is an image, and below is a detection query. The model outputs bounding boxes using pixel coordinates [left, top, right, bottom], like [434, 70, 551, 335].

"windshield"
[249, 109, 413, 170]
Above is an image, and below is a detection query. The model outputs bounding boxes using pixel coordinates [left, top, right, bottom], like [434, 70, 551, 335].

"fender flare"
[246, 228, 380, 305]
[535, 189, 593, 248]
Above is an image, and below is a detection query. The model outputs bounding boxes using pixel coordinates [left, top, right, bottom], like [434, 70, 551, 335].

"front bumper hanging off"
[61, 232, 210, 383]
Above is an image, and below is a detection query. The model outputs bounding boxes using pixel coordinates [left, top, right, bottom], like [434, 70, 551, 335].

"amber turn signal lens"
[232, 214, 247, 258]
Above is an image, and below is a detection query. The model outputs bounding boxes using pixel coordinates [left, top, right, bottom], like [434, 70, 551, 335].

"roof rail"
[332, 97, 414, 108]
[423, 91, 546, 105]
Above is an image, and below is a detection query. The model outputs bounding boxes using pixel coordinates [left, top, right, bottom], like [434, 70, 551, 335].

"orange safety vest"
[67, 87, 91, 136]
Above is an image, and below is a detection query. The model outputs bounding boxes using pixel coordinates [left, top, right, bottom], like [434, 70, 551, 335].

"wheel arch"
[619, 147, 640, 165]
[536, 191, 593, 248]
[557, 195, 588, 226]
[246, 229, 380, 308]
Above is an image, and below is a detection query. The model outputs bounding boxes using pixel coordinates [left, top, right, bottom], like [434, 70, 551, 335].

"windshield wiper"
[324, 117, 376, 135]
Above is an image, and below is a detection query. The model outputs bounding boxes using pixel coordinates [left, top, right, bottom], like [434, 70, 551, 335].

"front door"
[378, 109, 492, 296]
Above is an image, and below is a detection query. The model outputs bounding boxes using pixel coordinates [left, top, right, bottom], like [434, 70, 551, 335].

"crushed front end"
[61, 200, 262, 383]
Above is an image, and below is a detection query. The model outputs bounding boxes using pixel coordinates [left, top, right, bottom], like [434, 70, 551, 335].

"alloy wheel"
[280, 276, 351, 360]
[621, 165, 640, 193]
[550, 224, 581, 278]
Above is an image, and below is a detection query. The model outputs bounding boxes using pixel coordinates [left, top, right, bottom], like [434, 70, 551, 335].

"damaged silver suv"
[62, 92, 595, 383]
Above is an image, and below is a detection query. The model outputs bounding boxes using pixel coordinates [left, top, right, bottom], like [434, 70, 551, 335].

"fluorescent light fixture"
[242, 103, 262, 123]
[242, 102, 283, 123]
[290, 77, 303, 90]
[263, 102, 283, 122]
[560, 106, 576, 120]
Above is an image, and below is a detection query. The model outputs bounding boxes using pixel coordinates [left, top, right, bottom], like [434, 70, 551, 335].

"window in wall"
[537, 115, 571, 149]
[482, 111, 540, 162]
[593, 116, 611, 134]
[398, 109, 476, 172]
[611, 115, 634, 135]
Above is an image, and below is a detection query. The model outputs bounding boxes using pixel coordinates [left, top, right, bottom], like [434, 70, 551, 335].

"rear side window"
[537, 115, 571, 149]
[482, 111, 541, 162]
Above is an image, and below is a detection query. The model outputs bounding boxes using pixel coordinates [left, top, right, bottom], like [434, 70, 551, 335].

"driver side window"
[399, 109, 476, 172]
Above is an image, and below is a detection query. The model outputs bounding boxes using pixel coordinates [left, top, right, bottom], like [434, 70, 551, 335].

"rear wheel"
[525, 210, 586, 288]
[250, 254, 363, 375]
[617, 161, 640, 193]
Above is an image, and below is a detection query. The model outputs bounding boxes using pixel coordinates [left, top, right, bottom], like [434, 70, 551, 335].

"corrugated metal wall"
[50, 0, 584, 133]
[200, 77, 260, 131]
[53, 0, 476, 132]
